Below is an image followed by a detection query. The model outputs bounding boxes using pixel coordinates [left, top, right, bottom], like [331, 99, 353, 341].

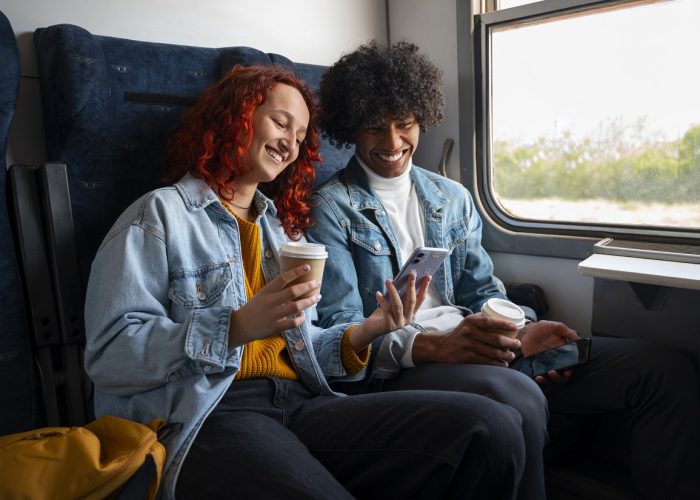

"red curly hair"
[165, 64, 321, 238]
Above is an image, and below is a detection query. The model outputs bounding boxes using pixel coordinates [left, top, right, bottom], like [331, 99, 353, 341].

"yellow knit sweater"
[220, 201, 370, 381]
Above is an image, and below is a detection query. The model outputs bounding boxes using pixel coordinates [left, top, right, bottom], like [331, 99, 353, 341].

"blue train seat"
[33, 24, 353, 292]
[0, 10, 42, 435]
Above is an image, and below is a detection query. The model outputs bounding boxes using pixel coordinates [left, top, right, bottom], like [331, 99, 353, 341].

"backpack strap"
[116, 454, 157, 500]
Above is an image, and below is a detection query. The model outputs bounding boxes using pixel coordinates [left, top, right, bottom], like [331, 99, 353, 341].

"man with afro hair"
[307, 40, 700, 500]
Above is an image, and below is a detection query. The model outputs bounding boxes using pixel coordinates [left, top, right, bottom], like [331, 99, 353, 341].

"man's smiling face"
[354, 115, 420, 178]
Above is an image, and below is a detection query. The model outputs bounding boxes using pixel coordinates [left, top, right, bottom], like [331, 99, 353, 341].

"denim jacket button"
[264, 249, 273, 259]
[373, 240, 382, 251]
[294, 340, 305, 351]
[197, 290, 207, 300]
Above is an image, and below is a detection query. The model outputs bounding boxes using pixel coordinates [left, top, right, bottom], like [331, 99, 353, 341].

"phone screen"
[513, 338, 591, 378]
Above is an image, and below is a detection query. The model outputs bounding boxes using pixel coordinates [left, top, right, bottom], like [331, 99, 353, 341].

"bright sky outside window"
[488, 0, 700, 230]
[497, 0, 538, 9]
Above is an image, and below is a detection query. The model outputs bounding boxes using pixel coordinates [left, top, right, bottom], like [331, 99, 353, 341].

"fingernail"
[302, 264, 311, 271]
[315, 294, 322, 302]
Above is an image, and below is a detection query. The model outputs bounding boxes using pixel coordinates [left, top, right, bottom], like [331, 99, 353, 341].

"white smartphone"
[388, 246, 449, 303]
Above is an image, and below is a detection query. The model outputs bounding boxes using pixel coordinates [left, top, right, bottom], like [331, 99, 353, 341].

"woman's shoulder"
[102, 185, 197, 246]
[122, 185, 183, 222]
[129, 174, 215, 221]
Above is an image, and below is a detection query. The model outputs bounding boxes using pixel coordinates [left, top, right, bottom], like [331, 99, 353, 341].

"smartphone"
[513, 337, 592, 378]
[388, 247, 449, 303]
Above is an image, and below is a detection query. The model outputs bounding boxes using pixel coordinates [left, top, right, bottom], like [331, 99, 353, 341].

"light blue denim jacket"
[84, 173, 360, 499]
[307, 157, 508, 377]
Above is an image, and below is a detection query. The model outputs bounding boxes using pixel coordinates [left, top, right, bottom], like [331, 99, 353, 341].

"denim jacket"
[306, 157, 507, 377]
[84, 173, 360, 499]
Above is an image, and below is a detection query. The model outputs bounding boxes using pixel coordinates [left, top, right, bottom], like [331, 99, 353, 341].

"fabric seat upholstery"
[0, 10, 41, 435]
[34, 24, 354, 289]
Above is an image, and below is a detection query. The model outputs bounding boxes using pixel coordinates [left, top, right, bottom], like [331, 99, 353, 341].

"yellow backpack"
[0, 415, 166, 500]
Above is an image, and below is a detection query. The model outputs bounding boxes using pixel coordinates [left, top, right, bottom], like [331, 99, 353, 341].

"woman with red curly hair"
[84, 65, 526, 500]
[164, 64, 319, 238]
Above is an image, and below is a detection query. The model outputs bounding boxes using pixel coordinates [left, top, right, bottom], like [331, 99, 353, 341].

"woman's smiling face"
[240, 83, 310, 184]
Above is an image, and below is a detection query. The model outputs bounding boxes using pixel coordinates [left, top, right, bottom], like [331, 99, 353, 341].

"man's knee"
[442, 393, 526, 470]
[488, 369, 547, 418]
[463, 367, 548, 431]
[392, 363, 548, 430]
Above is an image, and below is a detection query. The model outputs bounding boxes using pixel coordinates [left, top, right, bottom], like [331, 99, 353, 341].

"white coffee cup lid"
[482, 298, 526, 328]
[279, 242, 328, 259]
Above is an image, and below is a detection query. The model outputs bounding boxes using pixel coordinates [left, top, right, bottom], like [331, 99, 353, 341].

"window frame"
[459, 0, 700, 260]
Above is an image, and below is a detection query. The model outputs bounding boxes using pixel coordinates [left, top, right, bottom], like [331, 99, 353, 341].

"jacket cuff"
[185, 307, 233, 371]
[340, 326, 370, 375]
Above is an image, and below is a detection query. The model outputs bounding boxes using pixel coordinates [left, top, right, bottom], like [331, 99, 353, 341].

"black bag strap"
[115, 454, 157, 500]
[506, 282, 550, 318]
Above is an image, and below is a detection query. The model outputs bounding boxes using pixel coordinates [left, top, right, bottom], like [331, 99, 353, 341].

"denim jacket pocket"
[169, 261, 233, 308]
[351, 225, 392, 256]
[445, 219, 469, 252]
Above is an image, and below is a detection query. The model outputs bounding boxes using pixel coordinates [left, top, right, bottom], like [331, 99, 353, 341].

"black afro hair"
[319, 40, 445, 148]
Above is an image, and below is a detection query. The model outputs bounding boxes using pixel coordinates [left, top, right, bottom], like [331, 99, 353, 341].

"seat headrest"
[33, 24, 353, 287]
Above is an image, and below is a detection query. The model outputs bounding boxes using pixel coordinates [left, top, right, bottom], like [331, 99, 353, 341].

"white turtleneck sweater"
[357, 156, 465, 366]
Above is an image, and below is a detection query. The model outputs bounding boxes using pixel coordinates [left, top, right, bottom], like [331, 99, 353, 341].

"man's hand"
[350, 273, 431, 352]
[519, 320, 580, 356]
[518, 320, 580, 388]
[412, 313, 521, 367]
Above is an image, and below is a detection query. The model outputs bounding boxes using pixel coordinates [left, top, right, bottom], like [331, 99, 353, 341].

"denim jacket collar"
[409, 167, 449, 216]
[174, 172, 277, 217]
[345, 157, 383, 211]
[344, 156, 449, 216]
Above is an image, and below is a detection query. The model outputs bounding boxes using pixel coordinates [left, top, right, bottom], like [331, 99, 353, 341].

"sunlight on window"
[497, 0, 538, 9]
[489, 0, 700, 229]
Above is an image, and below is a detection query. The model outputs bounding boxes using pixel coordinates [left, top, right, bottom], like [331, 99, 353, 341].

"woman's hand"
[347, 272, 431, 352]
[227, 264, 322, 349]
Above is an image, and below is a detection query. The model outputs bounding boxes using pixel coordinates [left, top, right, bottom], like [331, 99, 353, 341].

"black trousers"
[377, 363, 548, 500]
[176, 377, 526, 499]
[378, 336, 700, 500]
[544, 336, 700, 500]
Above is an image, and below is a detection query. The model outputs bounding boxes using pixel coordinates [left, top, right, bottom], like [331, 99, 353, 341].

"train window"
[495, 0, 538, 9]
[475, 0, 700, 239]
[474, 1, 539, 13]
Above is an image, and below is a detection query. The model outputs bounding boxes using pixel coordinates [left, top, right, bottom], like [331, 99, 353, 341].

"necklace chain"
[220, 197, 252, 210]
[229, 201, 252, 210]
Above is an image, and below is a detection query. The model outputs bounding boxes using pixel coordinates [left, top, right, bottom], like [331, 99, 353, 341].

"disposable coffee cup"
[279, 242, 328, 299]
[481, 298, 526, 337]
